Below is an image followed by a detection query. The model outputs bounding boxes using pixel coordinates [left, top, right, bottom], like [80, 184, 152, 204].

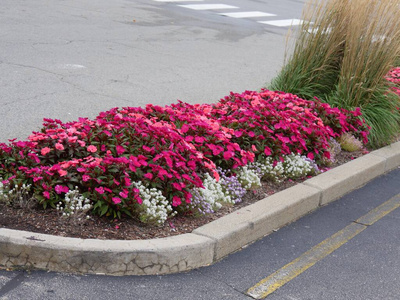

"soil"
[0, 151, 364, 240]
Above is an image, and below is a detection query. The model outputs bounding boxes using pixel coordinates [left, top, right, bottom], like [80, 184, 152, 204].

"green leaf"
[100, 205, 108, 216]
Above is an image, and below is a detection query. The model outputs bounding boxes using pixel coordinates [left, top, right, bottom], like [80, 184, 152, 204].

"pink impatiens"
[0, 89, 370, 221]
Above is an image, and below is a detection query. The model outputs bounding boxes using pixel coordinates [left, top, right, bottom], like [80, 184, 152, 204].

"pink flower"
[234, 130, 243, 138]
[55, 143, 64, 151]
[55, 185, 69, 194]
[124, 176, 131, 187]
[116, 145, 125, 155]
[264, 147, 272, 156]
[172, 196, 181, 207]
[78, 140, 86, 147]
[144, 173, 153, 180]
[87, 145, 97, 153]
[82, 175, 91, 182]
[112, 197, 121, 204]
[142, 145, 153, 152]
[41, 147, 51, 155]
[119, 190, 128, 199]
[172, 182, 183, 191]
[95, 187, 105, 194]
[194, 136, 205, 144]
[223, 151, 234, 160]
[43, 191, 50, 199]
[58, 169, 68, 177]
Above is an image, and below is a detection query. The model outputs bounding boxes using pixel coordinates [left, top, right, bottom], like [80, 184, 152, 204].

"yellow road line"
[246, 194, 400, 299]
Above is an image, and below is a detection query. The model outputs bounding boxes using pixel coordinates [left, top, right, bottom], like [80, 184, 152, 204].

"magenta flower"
[116, 145, 125, 155]
[95, 187, 105, 194]
[223, 151, 234, 160]
[119, 190, 128, 199]
[55, 185, 69, 194]
[112, 197, 121, 204]
[172, 196, 181, 207]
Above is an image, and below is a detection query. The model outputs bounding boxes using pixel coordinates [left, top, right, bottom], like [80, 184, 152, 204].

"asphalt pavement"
[2, 1, 400, 299]
[0, 0, 304, 142]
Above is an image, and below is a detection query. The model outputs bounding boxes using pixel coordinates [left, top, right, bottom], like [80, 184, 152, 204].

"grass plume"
[269, 0, 400, 148]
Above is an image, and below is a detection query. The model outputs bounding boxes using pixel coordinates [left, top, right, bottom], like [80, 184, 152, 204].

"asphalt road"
[1, 0, 305, 142]
[1, 168, 400, 300]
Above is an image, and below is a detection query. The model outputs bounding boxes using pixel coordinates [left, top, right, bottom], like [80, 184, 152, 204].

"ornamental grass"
[269, 0, 400, 148]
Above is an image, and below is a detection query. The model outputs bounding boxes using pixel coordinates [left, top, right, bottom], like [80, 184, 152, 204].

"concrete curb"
[1, 141, 400, 276]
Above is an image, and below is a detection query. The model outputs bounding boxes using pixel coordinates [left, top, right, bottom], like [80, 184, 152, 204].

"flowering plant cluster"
[248, 153, 317, 183]
[0, 90, 369, 225]
[386, 67, 400, 96]
[206, 90, 369, 164]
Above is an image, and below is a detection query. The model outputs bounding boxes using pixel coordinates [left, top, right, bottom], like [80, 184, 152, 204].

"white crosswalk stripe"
[153, 1, 304, 28]
[178, 4, 239, 10]
[154, 0, 203, 2]
[258, 19, 304, 27]
[219, 11, 276, 18]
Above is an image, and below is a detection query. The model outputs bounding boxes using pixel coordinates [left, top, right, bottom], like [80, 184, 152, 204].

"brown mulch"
[0, 151, 364, 240]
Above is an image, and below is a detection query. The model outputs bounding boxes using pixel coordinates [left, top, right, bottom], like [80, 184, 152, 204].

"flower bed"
[0, 90, 370, 225]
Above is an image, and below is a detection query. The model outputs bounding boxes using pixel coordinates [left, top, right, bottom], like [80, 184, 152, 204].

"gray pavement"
[0, 0, 304, 142]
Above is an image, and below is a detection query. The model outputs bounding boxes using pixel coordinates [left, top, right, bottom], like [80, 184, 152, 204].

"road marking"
[219, 11, 276, 18]
[179, 4, 238, 10]
[58, 64, 87, 69]
[154, 0, 203, 2]
[246, 194, 400, 299]
[258, 19, 304, 27]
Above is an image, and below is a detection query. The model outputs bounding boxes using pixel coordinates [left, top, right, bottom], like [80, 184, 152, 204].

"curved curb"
[1, 142, 400, 276]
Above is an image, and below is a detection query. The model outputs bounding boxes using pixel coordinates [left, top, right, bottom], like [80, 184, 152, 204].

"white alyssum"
[191, 173, 225, 209]
[56, 187, 92, 221]
[133, 181, 175, 225]
[248, 153, 316, 182]
[0, 179, 33, 208]
[237, 166, 262, 190]
[283, 153, 314, 179]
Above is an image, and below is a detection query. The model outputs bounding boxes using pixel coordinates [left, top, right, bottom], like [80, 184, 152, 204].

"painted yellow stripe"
[356, 194, 400, 226]
[246, 194, 400, 299]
